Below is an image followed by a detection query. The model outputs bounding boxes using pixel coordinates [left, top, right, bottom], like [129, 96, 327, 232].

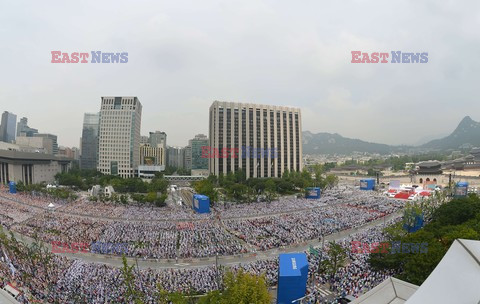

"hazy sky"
[1, 0, 479, 147]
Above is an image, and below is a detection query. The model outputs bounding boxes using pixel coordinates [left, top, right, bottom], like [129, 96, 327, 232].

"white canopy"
[351, 239, 480, 304]
[47, 203, 55, 208]
[406, 239, 480, 304]
[351, 277, 418, 304]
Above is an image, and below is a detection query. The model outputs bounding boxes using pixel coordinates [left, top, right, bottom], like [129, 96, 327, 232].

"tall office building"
[17, 117, 28, 136]
[138, 143, 165, 178]
[190, 134, 209, 171]
[209, 101, 302, 178]
[149, 131, 167, 149]
[97, 96, 142, 178]
[167, 146, 184, 169]
[140, 136, 149, 145]
[16, 117, 38, 137]
[184, 145, 192, 170]
[0, 111, 17, 143]
[80, 113, 100, 170]
[140, 144, 165, 166]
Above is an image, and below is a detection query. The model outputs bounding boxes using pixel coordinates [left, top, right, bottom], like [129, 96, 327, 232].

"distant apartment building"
[138, 144, 165, 178]
[80, 113, 100, 170]
[167, 146, 184, 169]
[190, 134, 209, 175]
[0, 111, 17, 143]
[140, 144, 165, 166]
[209, 101, 302, 178]
[58, 146, 80, 160]
[97, 97, 142, 178]
[16, 117, 38, 137]
[184, 145, 192, 170]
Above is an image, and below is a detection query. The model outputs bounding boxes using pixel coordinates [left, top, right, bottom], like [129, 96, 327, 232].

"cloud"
[0, 0, 479, 148]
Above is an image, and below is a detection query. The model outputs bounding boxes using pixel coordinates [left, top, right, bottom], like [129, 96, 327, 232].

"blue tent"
[455, 182, 468, 197]
[360, 179, 375, 190]
[192, 194, 210, 214]
[8, 181, 16, 194]
[305, 187, 321, 199]
[277, 253, 308, 304]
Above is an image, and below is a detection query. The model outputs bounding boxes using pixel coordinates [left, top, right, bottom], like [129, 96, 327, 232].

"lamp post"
[317, 224, 325, 275]
[215, 253, 220, 289]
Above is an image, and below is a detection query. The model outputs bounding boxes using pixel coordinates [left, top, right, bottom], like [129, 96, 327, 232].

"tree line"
[53, 169, 170, 207]
[193, 168, 339, 205]
[369, 193, 480, 285]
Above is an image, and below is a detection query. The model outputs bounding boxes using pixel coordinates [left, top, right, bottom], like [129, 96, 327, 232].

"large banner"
[390, 180, 400, 189]
[455, 186, 467, 196]
[143, 156, 156, 165]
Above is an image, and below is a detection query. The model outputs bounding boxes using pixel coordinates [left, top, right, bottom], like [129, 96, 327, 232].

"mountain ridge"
[303, 116, 480, 155]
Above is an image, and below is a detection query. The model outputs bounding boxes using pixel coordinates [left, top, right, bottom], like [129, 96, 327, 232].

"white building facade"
[209, 101, 302, 178]
[97, 96, 142, 178]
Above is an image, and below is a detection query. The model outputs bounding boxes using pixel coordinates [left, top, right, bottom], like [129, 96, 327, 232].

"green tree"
[156, 284, 187, 304]
[145, 192, 157, 203]
[216, 270, 271, 304]
[321, 241, 347, 277]
[198, 290, 222, 304]
[369, 195, 480, 285]
[193, 179, 218, 203]
[324, 174, 339, 189]
[121, 256, 144, 303]
[149, 177, 169, 193]
[264, 179, 278, 204]
[155, 193, 168, 207]
[432, 196, 480, 226]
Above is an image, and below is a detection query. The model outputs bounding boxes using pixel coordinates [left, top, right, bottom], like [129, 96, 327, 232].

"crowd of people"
[0, 184, 408, 303]
[0, 186, 403, 260]
[304, 219, 401, 303]
[224, 196, 402, 251]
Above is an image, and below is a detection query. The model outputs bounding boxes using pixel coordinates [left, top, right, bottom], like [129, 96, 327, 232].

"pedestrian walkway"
[317, 287, 333, 297]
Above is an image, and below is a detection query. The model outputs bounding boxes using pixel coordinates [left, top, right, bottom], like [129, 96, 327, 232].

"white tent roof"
[47, 203, 55, 208]
[406, 239, 480, 304]
[351, 277, 418, 304]
[0, 288, 20, 304]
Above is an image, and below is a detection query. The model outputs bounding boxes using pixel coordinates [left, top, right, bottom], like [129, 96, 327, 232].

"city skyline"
[2, 1, 480, 148]
[2, 99, 476, 150]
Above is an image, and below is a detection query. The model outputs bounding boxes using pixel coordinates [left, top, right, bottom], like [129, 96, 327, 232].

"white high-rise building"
[97, 96, 142, 178]
[209, 101, 302, 179]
